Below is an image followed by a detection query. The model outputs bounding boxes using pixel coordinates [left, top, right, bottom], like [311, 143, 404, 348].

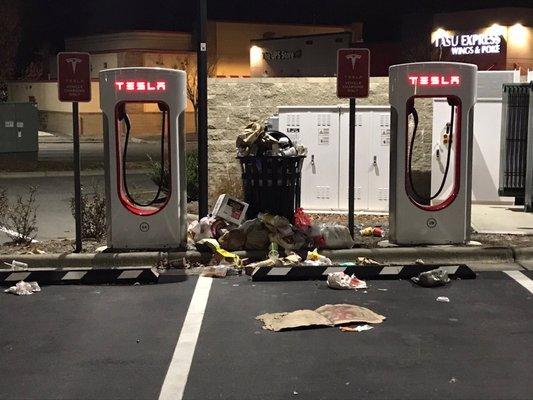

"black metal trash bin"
[238, 155, 305, 221]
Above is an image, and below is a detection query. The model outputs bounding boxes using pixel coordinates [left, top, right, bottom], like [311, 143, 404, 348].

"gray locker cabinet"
[0, 102, 38, 154]
[278, 105, 391, 212]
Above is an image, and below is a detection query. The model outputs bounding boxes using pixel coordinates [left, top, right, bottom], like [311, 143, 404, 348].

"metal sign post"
[57, 52, 91, 253]
[337, 48, 370, 237]
[197, 0, 208, 217]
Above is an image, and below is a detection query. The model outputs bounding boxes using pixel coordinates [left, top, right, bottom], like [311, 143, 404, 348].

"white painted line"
[62, 271, 87, 280]
[504, 270, 533, 294]
[322, 267, 346, 275]
[267, 267, 291, 276]
[0, 226, 39, 243]
[159, 276, 213, 400]
[6, 272, 31, 282]
[440, 266, 459, 274]
[380, 266, 399, 275]
[117, 270, 143, 280]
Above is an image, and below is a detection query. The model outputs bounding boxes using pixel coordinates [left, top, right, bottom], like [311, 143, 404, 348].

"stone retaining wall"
[207, 77, 433, 203]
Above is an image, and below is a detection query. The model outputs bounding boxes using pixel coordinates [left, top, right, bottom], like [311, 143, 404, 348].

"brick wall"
[207, 77, 433, 202]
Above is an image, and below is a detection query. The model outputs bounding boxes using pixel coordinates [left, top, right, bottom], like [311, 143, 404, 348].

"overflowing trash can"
[236, 124, 306, 221]
[238, 153, 305, 220]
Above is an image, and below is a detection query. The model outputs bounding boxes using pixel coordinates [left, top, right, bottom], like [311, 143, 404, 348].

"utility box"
[432, 70, 520, 204]
[278, 105, 390, 212]
[0, 102, 39, 154]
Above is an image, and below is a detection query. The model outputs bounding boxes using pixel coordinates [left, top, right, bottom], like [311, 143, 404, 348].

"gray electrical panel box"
[0, 102, 39, 154]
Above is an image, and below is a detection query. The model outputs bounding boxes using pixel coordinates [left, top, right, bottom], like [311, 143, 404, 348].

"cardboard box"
[211, 194, 249, 225]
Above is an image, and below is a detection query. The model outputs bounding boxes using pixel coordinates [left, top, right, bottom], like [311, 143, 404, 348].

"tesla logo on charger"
[408, 75, 461, 86]
[115, 81, 166, 92]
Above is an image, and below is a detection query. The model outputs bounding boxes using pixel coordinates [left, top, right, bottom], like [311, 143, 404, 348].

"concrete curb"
[0, 246, 528, 270]
[0, 252, 165, 268]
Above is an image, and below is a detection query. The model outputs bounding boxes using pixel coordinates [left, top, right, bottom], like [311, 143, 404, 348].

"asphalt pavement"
[0, 271, 532, 400]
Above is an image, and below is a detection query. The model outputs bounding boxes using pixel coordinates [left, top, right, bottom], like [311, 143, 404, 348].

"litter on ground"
[436, 296, 450, 303]
[257, 304, 385, 332]
[339, 324, 374, 333]
[327, 272, 367, 290]
[412, 268, 451, 287]
[4, 281, 41, 296]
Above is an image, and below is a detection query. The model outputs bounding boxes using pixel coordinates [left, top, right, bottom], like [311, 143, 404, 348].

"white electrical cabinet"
[432, 70, 520, 204]
[278, 105, 390, 212]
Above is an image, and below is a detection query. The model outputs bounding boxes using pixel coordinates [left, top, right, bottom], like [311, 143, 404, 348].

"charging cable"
[119, 106, 167, 207]
[407, 103, 455, 202]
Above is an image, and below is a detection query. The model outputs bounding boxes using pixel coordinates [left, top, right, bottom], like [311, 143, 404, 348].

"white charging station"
[388, 62, 477, 245]
[99, 67, 187, 250]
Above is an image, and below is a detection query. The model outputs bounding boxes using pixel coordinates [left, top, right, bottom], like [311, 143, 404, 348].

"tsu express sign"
[337, 49, 370, 98]
[57, 52, 91, 102]
[432, 32, 507, 70]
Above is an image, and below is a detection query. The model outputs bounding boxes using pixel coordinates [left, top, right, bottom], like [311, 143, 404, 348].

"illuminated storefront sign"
[262, 50, 302, 61]
[434, 33, 502, 55]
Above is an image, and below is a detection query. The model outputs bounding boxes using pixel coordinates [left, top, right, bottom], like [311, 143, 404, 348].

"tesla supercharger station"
[99, 67, 187, 250]
[388, 62, 477, 245]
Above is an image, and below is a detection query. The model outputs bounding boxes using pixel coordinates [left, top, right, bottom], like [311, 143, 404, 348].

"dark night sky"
[13, 0, 533, 70]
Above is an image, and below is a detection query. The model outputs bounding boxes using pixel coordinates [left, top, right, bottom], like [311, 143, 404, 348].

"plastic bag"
[241, 219, 270, 250]
[5, 281, 41, 296]
[293, 208, 312, 231]
[317, 224, 354, 249]
[218, 229, 246, 251]
[304, 249, 333, 266]
[412, 269, 451, 287]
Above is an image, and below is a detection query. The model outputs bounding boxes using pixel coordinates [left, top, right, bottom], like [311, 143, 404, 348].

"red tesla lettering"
[115, 80, 167, 91]
[408, 75, 461, 87]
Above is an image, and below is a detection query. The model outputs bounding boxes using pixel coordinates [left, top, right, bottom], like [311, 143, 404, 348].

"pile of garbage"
[188, 195, 357, 272]
[236, 122, 307, 157]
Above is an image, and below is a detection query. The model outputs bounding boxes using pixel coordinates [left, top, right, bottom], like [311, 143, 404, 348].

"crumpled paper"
[327, 272, 367, 290]
[4, 281, 41, 296]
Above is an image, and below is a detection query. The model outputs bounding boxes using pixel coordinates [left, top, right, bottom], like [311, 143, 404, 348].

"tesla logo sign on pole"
[337, 48, 370, 98]
[57, 52, 91, 102]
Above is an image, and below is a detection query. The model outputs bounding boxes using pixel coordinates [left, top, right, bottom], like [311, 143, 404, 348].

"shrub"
[211, 163, 243, 202]
[71, 183, 106, 240]
[147, 150, 199, 202]
[185, 150, 199, 201]
[0, 186, 38, 244]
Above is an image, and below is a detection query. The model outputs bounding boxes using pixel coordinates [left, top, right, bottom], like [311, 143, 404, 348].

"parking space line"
[504, 270, 533, 294]
[158, 276, 213, 400]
